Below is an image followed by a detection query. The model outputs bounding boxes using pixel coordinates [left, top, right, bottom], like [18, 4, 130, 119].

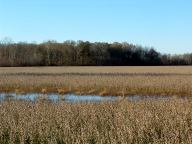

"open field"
[0, 99, 192, 144]
[0, 66, 192, 96]
[1, 67, 192, 143]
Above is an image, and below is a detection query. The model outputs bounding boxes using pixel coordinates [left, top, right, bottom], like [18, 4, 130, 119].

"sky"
[0, 0, 192, 54]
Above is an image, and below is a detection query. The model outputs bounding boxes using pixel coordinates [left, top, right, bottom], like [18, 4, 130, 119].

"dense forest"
[0, 40, 192, 66]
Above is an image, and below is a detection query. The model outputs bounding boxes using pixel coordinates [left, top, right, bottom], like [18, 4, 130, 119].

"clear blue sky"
[0, 0, 192, 54]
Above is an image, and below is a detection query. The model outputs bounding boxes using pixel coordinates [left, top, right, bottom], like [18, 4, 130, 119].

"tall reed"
[0, 99, 192, 144]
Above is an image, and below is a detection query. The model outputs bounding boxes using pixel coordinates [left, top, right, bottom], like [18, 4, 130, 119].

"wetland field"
[0, 99, 192, 144]
[0, 66, 192, 143]
[0, 66, 192, 96]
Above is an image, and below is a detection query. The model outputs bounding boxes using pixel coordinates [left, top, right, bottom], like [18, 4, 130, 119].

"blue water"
[0, 93, 172, 103]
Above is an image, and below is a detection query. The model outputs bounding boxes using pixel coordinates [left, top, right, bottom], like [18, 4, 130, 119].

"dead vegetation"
[0, 66, 192, 97]
[0, 99, 192, 144]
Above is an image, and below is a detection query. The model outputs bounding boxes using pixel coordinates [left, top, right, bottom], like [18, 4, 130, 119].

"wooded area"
[0, 40, 192, 66]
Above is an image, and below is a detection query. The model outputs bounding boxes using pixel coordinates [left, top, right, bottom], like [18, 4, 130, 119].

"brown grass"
[0, 99, 192, 143]
[0, 66, 192, 96]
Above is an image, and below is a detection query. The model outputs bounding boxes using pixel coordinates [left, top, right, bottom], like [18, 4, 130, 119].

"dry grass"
[0, 66, 192, 96]
[0, 99, 192, 144]
[1, 66, 192, 143]
[1, 66, 192, 74]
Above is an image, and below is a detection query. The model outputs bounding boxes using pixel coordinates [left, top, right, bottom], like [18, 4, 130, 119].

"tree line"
[0, 40, 192, 66]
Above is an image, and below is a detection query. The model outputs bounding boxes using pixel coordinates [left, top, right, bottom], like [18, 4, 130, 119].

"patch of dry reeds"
[0, 99, 192, 143]
[0, 66, 192, 96]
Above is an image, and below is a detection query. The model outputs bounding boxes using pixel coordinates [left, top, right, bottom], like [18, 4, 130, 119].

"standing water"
[0, 93, 174, 103]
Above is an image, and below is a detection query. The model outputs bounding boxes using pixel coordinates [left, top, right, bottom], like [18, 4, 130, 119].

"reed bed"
[0, 66, 192, 96]
[0, 99, 192, 144]
[1, 66, 192, 74]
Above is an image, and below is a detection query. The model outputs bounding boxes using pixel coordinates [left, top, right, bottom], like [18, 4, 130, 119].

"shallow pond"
[0, 93, 174, 103]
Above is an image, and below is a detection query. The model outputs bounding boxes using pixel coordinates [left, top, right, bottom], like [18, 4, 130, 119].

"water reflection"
[0, 93, 173, 103]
